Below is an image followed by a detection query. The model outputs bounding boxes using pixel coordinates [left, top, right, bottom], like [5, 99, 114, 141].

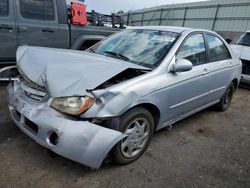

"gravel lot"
[0, 84, 249, 188]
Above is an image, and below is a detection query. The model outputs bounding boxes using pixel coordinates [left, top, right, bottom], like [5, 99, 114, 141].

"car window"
[206, 34, 231, 62]
[0, 0, 8, 17]
[232, 33, 250, 47]
[177, 34, 206, 66]
[19, 0, 55, 20]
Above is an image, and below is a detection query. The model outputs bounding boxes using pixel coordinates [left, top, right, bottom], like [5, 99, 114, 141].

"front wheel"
[216, 82, 235, 111]
[112, 107, 154, 165]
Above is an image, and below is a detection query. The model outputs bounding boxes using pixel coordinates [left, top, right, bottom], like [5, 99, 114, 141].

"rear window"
[20, 0, 55, 20]
[232, 33, 250, 47]
[0, 0, 8, 17]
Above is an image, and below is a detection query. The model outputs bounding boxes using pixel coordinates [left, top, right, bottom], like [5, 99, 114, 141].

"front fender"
[84, 89, 162, 118]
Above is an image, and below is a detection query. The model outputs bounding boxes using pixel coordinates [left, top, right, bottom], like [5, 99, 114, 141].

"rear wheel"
[112, 107, 154, 165]
[216, 82, 235, 111]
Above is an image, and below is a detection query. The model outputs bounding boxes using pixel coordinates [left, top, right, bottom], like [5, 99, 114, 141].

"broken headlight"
[50, 96, 94, 115]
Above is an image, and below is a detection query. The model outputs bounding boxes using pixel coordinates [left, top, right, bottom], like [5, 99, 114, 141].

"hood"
[17, 46, 148, 97]
[230, 44, 242, 58]
[230, 44, 250, 60]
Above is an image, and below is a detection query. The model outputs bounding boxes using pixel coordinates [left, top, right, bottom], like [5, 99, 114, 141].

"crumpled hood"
[17, 46, 148, 97]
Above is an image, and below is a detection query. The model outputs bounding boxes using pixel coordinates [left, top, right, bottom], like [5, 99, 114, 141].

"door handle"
[229, 62, 233, 67]
[18, 26, 28, 32]
[42, 28, 54, 33]
[0, 24, 13, 31]
[202, 68, 208, 75]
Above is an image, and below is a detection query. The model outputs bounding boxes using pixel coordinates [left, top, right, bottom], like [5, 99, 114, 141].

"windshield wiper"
[104, 51, 130, 62]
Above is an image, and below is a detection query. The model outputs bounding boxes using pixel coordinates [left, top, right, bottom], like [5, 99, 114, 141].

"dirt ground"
[0, 83, 249, 188]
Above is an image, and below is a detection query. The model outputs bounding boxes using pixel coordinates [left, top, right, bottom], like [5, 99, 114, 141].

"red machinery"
[70, 2, 87, 26]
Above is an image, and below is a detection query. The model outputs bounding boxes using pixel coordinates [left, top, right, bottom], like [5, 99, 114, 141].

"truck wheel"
[216, 82, 235, 111]
[112, 107, 154, 165]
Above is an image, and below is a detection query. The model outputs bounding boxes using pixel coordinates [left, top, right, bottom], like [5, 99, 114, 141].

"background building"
[121, 0, 250, 39]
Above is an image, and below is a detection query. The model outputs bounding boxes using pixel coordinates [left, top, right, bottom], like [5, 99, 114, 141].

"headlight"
[50, 96, 94, 115]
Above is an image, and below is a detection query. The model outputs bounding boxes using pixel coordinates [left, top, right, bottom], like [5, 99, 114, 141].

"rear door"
[204, 33, 233, 101]
[0, 0, 17, 63]
[15, 0, 63, 48]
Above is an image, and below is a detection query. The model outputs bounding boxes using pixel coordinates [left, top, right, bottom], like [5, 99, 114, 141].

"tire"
[216, 82, 235, 111]
[112, 107, 154, 165]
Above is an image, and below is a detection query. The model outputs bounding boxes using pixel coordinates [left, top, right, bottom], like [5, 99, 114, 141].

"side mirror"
[171, 58, 193, 73]
[225, 39, 232, 44]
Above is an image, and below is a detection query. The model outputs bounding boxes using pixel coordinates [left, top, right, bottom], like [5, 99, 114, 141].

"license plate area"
[14, 97, 32, 116]
[13, 97, 38, 135]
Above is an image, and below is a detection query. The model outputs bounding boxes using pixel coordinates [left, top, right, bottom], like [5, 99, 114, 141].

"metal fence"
[122, 1, 250, 33]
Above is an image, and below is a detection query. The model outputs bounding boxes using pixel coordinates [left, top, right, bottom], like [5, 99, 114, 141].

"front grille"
[22, 78, 46, 93]
[20, 79, 47, 102]
[241, 59, 250, 75]
[17, 68, 48, 101]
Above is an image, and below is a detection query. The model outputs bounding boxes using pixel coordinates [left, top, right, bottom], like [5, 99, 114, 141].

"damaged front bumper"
[7, 82, 126, 169]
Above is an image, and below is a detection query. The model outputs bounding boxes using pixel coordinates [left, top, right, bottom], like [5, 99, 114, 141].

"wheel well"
[232, 78, 238, 89]
[133, 103, 160, 130]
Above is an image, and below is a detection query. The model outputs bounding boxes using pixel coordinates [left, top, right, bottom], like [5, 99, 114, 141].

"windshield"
[90, 29, 180, 68]
[232, 33, 250, 46]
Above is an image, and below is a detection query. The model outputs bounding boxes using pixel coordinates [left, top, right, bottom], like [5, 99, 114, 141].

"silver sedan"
[7, 26, 242, 169]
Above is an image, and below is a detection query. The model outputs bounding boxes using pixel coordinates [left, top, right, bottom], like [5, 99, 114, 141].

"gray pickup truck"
[0, 0, 121, 65]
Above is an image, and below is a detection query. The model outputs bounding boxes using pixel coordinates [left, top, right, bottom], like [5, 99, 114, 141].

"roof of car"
[129, 26, 214, 34]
